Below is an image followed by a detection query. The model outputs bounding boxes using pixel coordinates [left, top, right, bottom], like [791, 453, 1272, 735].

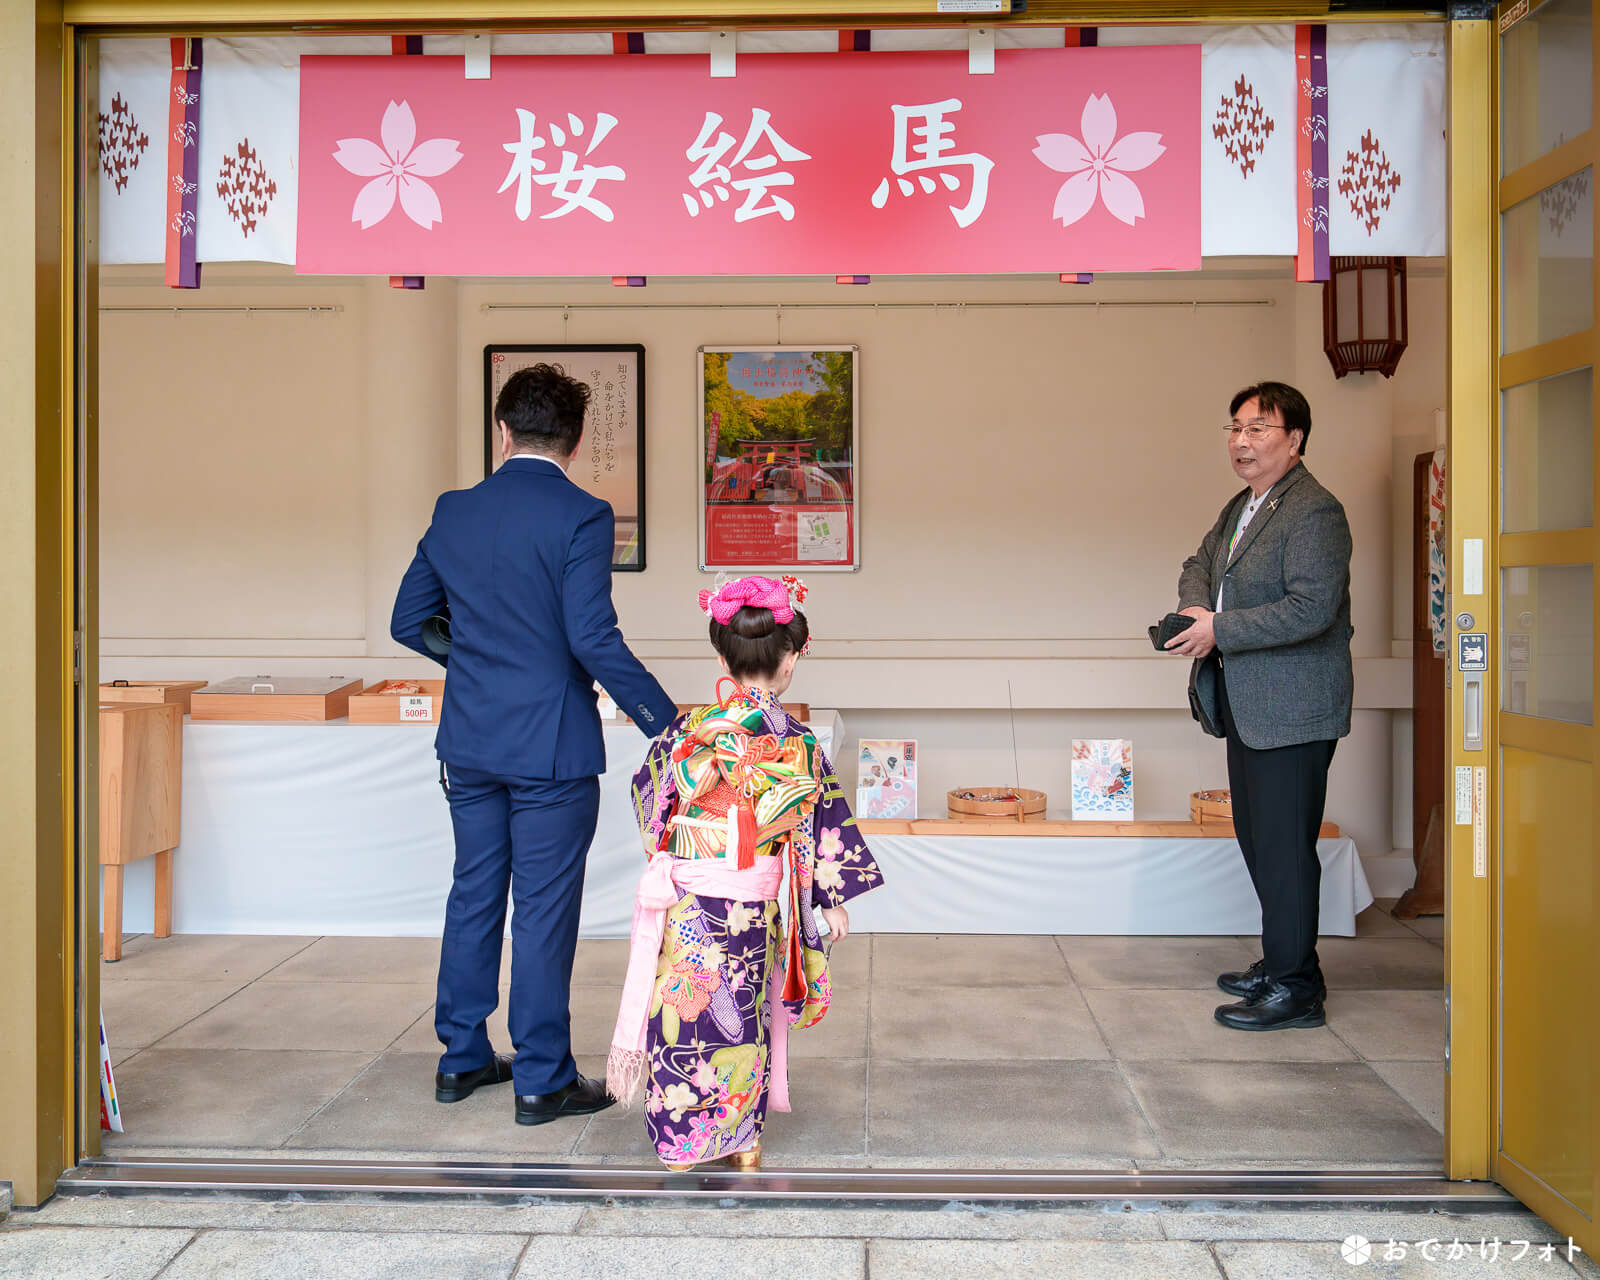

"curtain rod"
[99, 305, 345, 315]
[483, 299, 1275, 312]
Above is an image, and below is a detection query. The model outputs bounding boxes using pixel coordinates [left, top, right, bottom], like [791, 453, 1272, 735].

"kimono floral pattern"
[629, 689, 882, 1167]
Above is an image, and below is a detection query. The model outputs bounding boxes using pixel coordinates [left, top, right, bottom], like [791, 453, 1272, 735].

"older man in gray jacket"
[1166, 381, 1353, 1032]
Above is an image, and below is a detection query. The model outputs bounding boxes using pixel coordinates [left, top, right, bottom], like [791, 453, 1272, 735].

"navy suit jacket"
[390, 456, 676, 779]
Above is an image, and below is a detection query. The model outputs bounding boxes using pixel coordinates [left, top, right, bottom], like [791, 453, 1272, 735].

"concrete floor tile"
[515, 1236, 863, 1279]
[568, 939, 632, 988]
[261, 935, 441, 985]
[791, 988, 867, 1059]
[1401, 913, 1445, 940]
[160, 981, 434, 1052]
[1083, 989, 1355, 1062]
[1354, 903, 1420, 938]
[821, 934, 871, 988]
[32, 1196, 585, 1235]
[1056, 936, 1259, 989]
[101, 979, 242, 1050]
[1325, 991, 1443, 1061]
[283, 1051, 579, 1156]
[391, 986, 620, 1059]
[576, 1204, 1163, 1239]
[1312, 938, 1444, 990]
[1368, 1060, 1445, 1134]
[101, 933, 315, 982]
[1214, 1239, 1586, 1277]
[0, 1226, 193, 1279]
[1159, 1210, 1560, 1243]
[1123, 1061, 1443, 1163]
[161, 1229, 528, 1280]
[868, 1059, 1160, 1160]
[871, 985, 1109, 1060]
[870, 1240, 1221, 1280]
[873, 935, 1072, 989]
[101, 1049, 373, 1148]
[575, 1058, 868, 1162]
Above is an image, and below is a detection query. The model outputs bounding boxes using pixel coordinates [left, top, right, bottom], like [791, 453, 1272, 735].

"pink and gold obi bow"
[663, 687, 821, 1003]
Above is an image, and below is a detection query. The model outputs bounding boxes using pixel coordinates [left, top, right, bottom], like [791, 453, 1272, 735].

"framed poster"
[485, 344, 646, 570]
[699, 346, 858, 571]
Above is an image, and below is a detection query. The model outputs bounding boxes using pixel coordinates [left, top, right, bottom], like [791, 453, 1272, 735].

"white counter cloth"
[105, 717, 1369, 939]
[849, 833, 1371, 936]
[104, 717, 833, 939]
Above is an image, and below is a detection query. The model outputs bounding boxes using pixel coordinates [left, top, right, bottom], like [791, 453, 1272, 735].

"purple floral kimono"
[627, 688, 882, 1166]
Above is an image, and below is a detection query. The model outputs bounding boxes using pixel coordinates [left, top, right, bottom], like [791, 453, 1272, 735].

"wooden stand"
[1395, 451, 1447, 919]
[100, 701, 182, 962]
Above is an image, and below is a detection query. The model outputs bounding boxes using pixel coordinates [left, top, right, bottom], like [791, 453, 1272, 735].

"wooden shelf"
[857, 818, 1341, 839]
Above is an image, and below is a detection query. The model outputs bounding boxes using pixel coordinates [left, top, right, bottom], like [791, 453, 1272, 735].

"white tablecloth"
[106, 717, 830, 940]
[849, 834, 1372, 936]
[106, 718, 1369, 939]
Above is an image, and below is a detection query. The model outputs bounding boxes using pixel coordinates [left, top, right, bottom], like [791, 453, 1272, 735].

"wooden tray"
[99, 680, 208, 715]
[190, 676, 363, 722]
[348, 679, 446, 724]
[1190, 789, 1233, 823]
[948, 787, 1048, 822]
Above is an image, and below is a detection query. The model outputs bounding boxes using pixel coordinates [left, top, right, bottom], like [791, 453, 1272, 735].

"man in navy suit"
[391, 363, 676, 1125]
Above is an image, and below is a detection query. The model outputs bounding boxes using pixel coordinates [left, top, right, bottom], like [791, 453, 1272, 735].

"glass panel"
[1502, 564, 1593, 723]
[1502, 167, 1594, 353]
[1502, 367, 1594, 532]
[1500, 746, 1593, 1216]
[1502, 0, 1593, 172]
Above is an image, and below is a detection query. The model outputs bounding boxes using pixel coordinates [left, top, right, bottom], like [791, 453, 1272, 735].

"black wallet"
[1148, 612, 1195, 651]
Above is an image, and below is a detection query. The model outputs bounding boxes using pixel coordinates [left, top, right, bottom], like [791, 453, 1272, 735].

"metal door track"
[58, 1158, 1517, 1212]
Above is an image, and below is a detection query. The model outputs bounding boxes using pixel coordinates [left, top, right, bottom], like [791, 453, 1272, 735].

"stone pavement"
[2, 1193, 1596, 1279]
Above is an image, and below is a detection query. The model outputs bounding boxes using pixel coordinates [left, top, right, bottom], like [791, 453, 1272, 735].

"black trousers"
[1215, 662, 1337, 1000]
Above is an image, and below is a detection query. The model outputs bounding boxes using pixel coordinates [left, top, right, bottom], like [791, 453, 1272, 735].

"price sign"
[400, 695, 434, 722]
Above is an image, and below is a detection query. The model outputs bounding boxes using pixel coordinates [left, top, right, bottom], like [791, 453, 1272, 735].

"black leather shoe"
[515, 1073, 616, 1126]
[1214, 980, 1326, 1031]
[1217, 958, 1269, 1000]
[435, 1053, 514, 1103]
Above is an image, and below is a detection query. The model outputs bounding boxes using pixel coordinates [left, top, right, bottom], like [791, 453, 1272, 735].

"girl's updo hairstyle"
[710, 606, 809, 681]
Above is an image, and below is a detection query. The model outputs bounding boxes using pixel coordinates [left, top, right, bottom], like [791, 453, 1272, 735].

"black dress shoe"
[1214, 980, 1326, 1031]
[1217, 958, 1269, 1000]
[515, 1073, 616, 1126]
[435, 1052, 514, 1103]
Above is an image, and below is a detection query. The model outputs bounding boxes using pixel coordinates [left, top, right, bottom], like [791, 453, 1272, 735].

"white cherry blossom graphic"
[1033, 94, 1165, 228]
[333, 100, 463, 230]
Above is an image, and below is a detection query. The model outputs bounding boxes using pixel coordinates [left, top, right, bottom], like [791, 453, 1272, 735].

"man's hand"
[1167, 607, 1218, 659]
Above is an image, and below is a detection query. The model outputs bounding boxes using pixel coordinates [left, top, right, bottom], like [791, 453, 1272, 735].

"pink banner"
[297, 47, 1199, 277]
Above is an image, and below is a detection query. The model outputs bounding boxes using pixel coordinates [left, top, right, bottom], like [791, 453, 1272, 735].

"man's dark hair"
[710, 607, 809, 681]
[1230, 381, 1313, 455]
[495, 363, 589, 456]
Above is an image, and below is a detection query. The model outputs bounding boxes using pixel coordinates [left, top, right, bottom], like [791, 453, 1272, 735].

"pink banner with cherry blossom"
[296, 46, 1199, 277]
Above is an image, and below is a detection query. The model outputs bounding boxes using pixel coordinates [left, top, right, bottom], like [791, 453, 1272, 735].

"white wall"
[98, 260, 1443, 887]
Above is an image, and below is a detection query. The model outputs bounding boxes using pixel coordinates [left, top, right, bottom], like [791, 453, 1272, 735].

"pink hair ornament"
[697, 575, 794, 626]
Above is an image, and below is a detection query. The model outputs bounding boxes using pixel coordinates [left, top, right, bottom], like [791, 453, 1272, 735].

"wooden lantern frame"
[1322, 255, 1409, 378]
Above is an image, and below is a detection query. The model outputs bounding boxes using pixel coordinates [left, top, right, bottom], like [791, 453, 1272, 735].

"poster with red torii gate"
[701, 348, 857, 571]
[294, 46, 1200, 277]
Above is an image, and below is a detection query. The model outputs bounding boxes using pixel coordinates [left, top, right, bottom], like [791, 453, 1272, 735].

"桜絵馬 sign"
[296, 46, 1200, 277]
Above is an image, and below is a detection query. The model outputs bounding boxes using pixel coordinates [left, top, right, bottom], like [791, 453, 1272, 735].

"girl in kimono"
[606, 574, 882, 1171]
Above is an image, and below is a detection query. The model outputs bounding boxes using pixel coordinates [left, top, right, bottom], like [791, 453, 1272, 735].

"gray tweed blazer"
[1178, 462, 1354, 749]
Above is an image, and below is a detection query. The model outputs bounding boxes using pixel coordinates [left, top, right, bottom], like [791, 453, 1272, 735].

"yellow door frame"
[2, 0, 1497, 1209]
[1444, 12, 1496, 1185]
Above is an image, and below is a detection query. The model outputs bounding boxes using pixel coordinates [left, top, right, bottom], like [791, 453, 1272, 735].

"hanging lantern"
[1322, 256, 1408, 378]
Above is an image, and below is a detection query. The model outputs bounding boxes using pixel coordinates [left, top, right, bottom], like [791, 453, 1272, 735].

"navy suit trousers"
[435, 766, 600, 1096]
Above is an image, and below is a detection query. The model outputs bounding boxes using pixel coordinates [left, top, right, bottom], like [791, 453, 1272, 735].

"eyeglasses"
[1223, 419, 1285, 443]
